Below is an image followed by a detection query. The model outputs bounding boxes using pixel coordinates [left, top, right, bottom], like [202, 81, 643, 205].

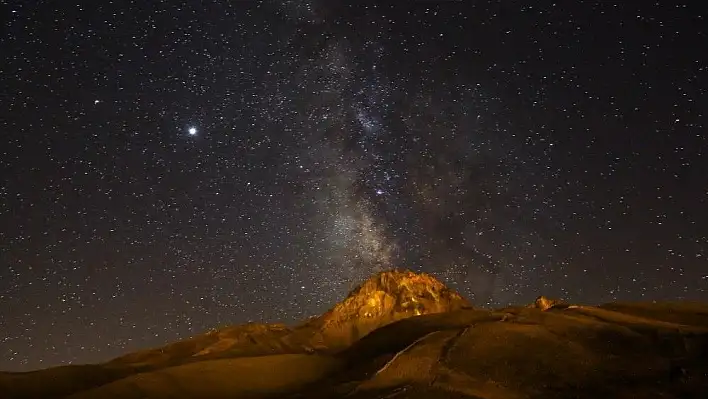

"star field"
[1, 1, 706, 371]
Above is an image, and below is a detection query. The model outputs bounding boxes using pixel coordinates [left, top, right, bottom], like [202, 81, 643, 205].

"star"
[2, 0, 706, 373]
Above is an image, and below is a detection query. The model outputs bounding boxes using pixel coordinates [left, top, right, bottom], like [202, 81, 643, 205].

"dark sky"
[1, 0, 706, 371]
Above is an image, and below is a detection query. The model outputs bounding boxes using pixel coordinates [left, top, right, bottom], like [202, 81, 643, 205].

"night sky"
[1, 1, 706, 371]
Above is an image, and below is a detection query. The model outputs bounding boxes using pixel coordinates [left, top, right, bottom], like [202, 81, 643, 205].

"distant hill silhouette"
[1, 270, 707, 398]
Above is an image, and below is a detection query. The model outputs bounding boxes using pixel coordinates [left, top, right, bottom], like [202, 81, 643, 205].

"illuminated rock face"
[309, 270, 471, 349]
[529, 295, 567, 311]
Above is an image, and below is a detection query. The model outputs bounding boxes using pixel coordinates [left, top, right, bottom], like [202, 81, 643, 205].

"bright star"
[188, 127, 197, 135]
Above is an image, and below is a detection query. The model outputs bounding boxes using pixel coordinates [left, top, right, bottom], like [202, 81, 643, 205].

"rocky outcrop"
[304, 270, 471, 349]
[529, 295, 567, 311]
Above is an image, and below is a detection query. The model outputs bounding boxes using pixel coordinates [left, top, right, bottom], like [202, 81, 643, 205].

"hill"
[1, 270, 707, 398]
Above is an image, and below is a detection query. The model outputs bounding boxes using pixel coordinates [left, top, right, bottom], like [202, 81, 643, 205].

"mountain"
[105, 269, 471, 367]
[300, 269, 472, 350]
[1, 270, 707, 399]
[0, 270, 468, 398]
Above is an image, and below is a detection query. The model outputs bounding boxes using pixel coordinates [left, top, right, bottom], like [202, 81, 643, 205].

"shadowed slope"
[291, 303, 708, 399]
[67, 354, 340, 399]
[599, 301, 708, 328]
[107, 323, 304, 369]
[0, 365, 136, 399]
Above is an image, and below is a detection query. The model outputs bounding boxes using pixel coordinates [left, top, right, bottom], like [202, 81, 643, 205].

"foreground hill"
[1, 270, 707, 398]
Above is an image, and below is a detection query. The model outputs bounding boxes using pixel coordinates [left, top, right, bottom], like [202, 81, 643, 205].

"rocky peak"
[337, 269, 470, 318]
[307, 269, 471, 349]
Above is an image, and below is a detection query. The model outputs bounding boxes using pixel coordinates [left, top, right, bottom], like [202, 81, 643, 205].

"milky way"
[1, 1, 706, 371]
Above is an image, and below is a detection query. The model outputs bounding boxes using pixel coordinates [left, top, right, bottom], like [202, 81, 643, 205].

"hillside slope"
[0, 270, 468, 398]
[2, 271, 707, 399]
[294, 302, 708, 399]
